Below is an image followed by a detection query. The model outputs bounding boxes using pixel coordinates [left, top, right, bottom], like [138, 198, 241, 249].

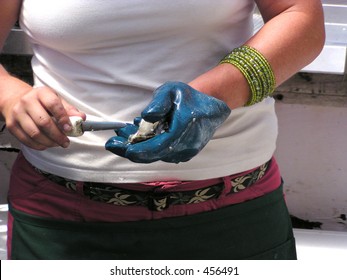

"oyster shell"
[128, 119, 168, 144]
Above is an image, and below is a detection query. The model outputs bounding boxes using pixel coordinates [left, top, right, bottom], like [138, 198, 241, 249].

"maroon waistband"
[35, 160, 271, 211]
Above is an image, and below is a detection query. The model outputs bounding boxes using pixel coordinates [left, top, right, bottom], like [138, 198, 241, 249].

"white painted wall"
[275, 102, 347, 231]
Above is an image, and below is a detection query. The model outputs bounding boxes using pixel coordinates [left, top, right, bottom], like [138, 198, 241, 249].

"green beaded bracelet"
[219, 45, 276, 106]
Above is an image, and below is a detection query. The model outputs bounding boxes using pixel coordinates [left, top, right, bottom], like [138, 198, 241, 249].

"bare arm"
[0, 0, 21, 49]
[0, 0, 85, 150]
[189, 0, 325, 108]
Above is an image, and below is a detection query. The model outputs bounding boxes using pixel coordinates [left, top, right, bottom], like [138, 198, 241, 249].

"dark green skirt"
[9, 184, 296, 260]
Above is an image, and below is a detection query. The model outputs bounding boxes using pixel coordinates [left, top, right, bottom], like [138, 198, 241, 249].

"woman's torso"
[19, 0, 278, 183]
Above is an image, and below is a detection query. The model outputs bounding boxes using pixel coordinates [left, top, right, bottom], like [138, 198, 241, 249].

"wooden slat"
[274, 73, 347, 107]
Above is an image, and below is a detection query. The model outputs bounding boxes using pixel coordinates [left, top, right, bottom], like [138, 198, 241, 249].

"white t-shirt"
[19, 0, 278, 183]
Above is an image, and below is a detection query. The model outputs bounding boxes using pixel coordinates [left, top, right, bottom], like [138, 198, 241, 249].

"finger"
[19, 110, 65, 147]
[116, 124, 138, 138]
[23, 99, 70, 148]
[105, 136, 130, 157]
[125, 132, 176, 163]
[8, 98, 64, 149]
[8, 121, 57, 150]
[18, 86, 71, 134]
[133, 117, 142, 126]
[34, 88, 73, 133]
[141, 85, 174, 122]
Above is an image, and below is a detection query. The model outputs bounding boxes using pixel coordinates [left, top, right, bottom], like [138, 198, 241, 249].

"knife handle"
[65, 116, 84, 137]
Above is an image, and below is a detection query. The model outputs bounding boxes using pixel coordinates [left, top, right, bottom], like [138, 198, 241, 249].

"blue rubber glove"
[105, 81, 231, 163]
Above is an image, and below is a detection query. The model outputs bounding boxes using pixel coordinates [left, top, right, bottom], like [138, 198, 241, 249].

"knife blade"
[66, 116, 127, 137]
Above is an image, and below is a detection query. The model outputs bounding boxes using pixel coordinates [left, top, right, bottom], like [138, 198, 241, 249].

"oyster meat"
[128, 119, 168, 144]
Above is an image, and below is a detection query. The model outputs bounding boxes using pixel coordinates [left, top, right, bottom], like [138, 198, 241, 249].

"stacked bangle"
[219, 45, 276, 106]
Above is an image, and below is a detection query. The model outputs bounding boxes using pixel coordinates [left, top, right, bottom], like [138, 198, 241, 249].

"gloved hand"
[105, 81, 231, 163]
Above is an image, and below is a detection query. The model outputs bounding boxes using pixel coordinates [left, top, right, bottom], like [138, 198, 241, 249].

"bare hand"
[3, 86, 85, 150]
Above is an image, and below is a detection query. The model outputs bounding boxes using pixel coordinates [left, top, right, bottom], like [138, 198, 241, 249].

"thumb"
[141, 83, 175, 122]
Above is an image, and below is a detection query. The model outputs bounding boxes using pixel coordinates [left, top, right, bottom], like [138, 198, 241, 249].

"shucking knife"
[66, 116, 127, 137]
